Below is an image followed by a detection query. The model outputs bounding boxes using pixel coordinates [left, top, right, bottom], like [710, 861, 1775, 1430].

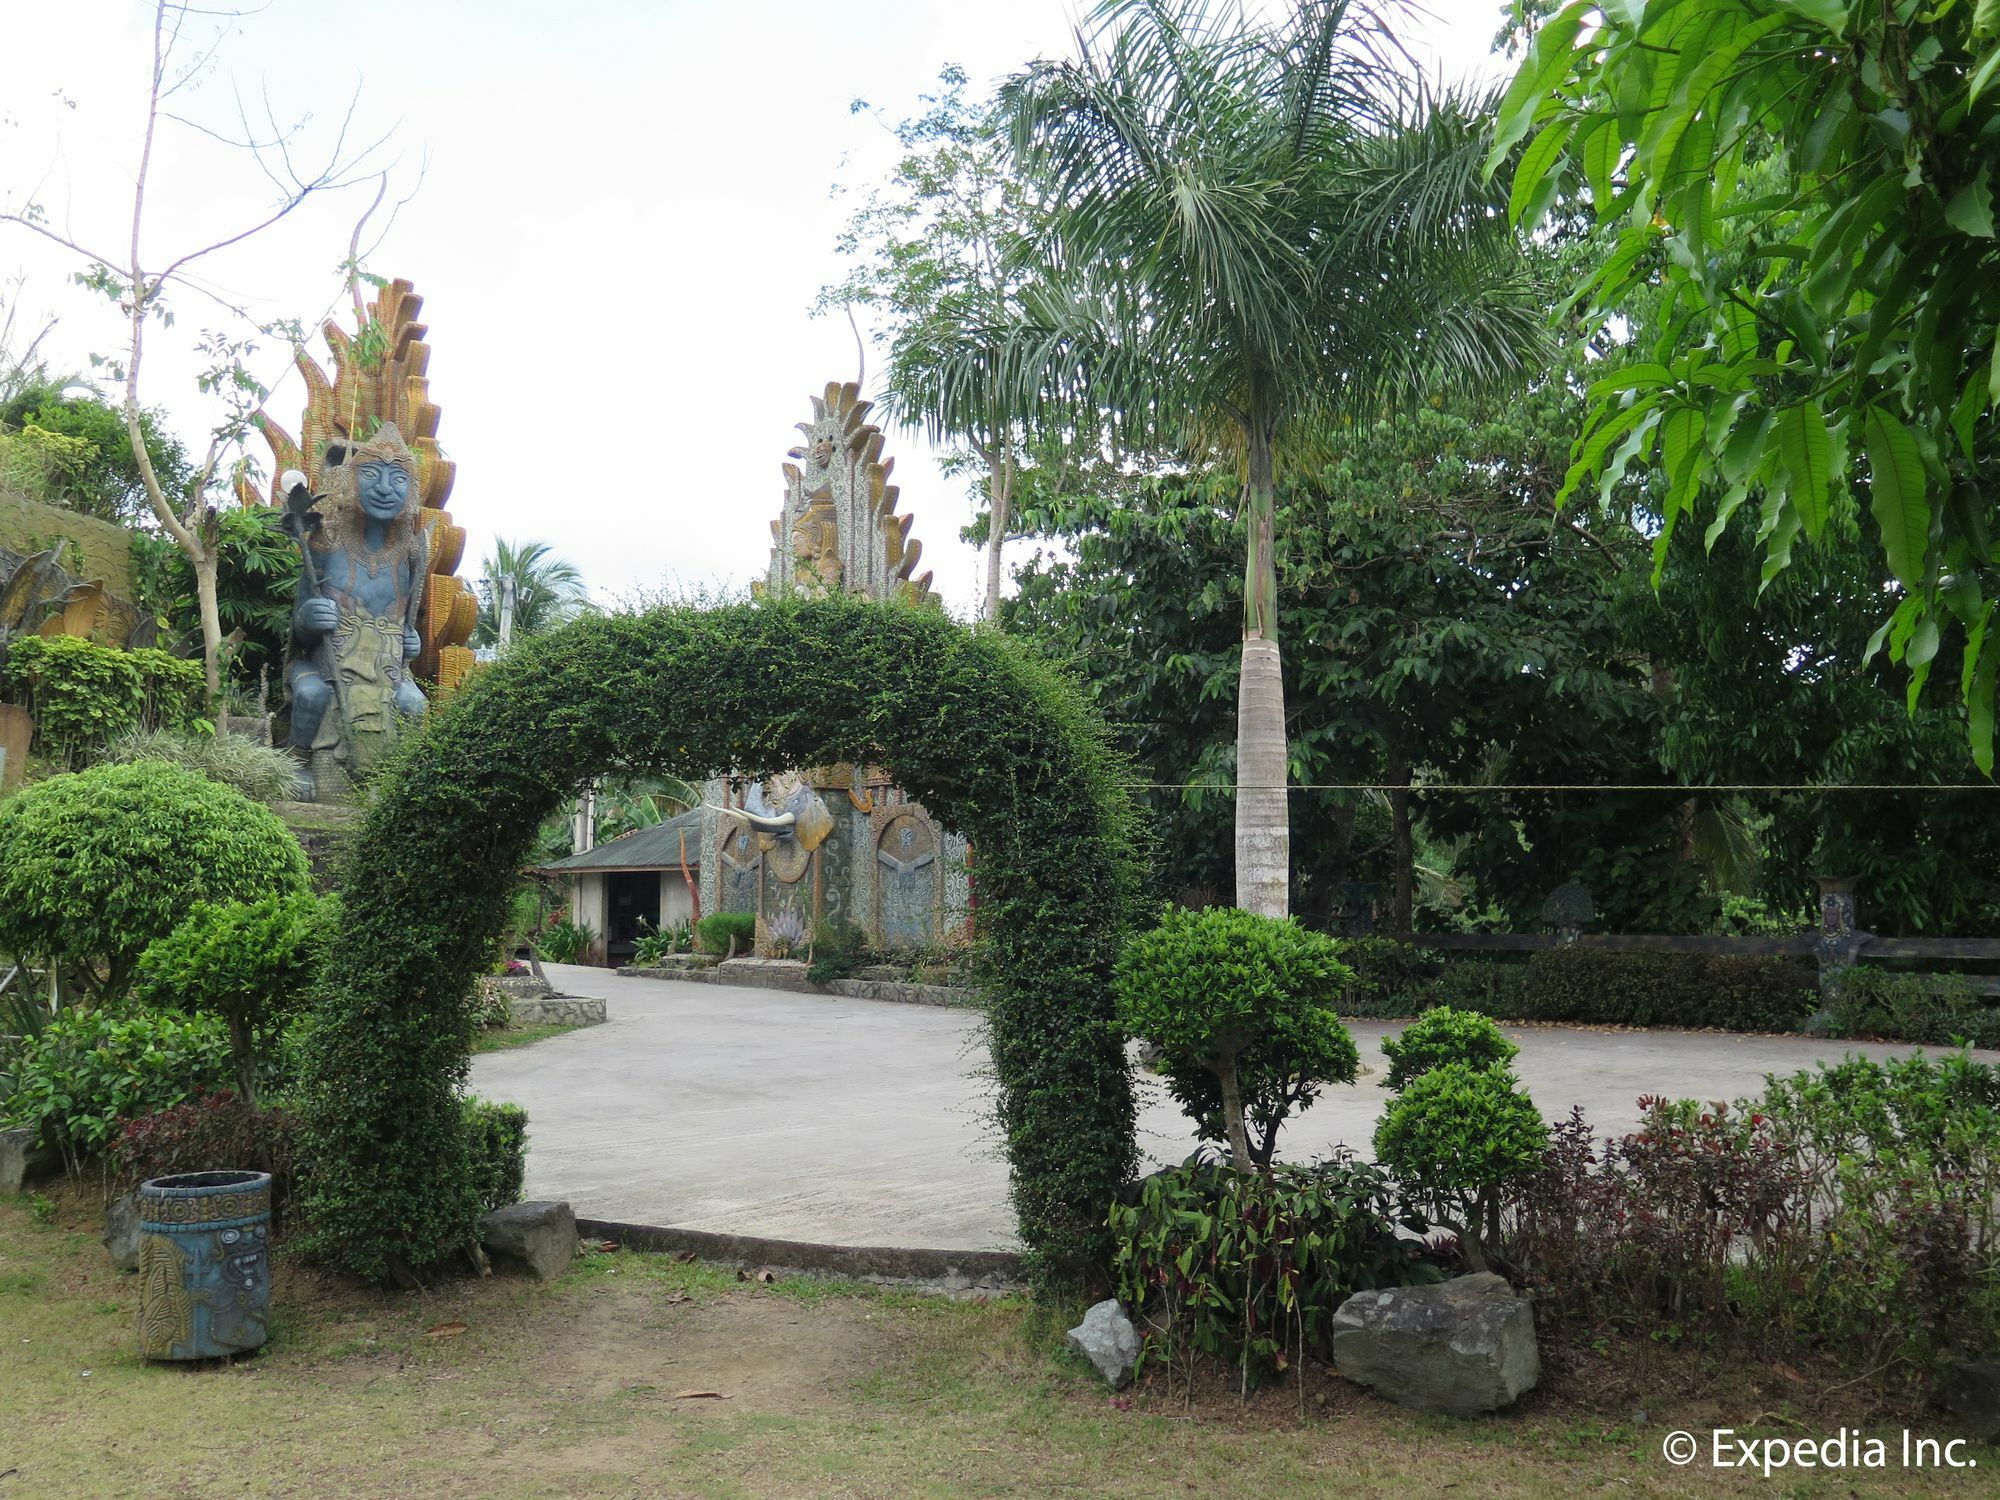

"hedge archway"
[298, 595, 1146, 1289]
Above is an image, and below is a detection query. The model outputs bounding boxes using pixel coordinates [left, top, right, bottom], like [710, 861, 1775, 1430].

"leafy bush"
[1115, 906, 1357, 1168]
[534, 917, 595, 964]
[806, 918, 870, 983]
[1511, 1051, 2000, 1380]
[1523, 948, 1817, 1032]
[1407, 957, 1532, 1017]
[135, 891, 326, 1105]
[1820, 968, 2000, 1048]
[0, 761, 311, 1004]
[695, 912, 757, 957]
[99, 728, 303, 804]
[1339, 948, 1822, 1034]
[1379, 1007, 1519, 1092]
[1374, 1063, 1547, 1273]
[1, 634, 205, 766]
[2, 1010, 232, 1170]
[463, 1098, 528, 1213]
[1109, 1153, 1436, 1388]
[111, 1093, 303, 1222]
[1329, 937, 1441, 1011]
[631, 920, 693, 967]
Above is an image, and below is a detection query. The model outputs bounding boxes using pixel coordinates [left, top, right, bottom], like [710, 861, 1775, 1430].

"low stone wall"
[577, 1217, 1021, 1292]
[618, 959, 975, 1009]
[509, 996, 607, 1027]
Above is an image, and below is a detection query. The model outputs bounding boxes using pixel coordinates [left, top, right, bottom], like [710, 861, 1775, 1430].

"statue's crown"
[333, 422, 418, 476]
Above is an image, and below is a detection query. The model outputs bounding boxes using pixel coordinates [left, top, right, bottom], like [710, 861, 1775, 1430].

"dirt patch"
[550, 1284, 900, 1412]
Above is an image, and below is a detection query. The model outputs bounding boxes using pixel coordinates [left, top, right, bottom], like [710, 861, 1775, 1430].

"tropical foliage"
[1498, 0, 2000, 770]
[0, 760, 310, 1005]
[895, 0, 1547, 917]
[472, 538, 591, 647]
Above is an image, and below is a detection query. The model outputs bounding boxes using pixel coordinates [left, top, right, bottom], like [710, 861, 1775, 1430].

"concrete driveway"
[471, 965, 1997, 1252]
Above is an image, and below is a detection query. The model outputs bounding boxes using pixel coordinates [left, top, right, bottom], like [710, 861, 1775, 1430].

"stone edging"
[616, 964, 977, 1009]
[509, 996, 607, 1027]
[577, 1217, 1022, 1291]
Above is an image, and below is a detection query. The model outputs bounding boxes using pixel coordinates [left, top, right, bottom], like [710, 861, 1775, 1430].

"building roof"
[534, 808, 706, 874]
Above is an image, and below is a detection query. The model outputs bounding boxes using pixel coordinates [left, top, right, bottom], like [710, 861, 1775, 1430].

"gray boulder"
[479, 1199, 577, 1281]
[103, 1192, 142, 1273]
[1067, 1298, 1141, 1388]
[0, 1126, 59, 1195]
[1330, 1272, 1539, 1416]
[1943, 1358, 2000, 1442]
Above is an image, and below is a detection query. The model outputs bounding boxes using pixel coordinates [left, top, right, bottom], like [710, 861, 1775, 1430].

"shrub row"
[2, 633, 205, 766]
[1509, 1050, 2000, 1380]
[1338, 943, 1823, 1034]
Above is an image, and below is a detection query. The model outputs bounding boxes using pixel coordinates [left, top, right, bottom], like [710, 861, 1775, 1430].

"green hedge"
[463, 1098, 528, 1213]
[298, 596, 1145, 1288]
[1337, 944, 1820, 1034]
[695, 911, 757, 955]
[2, 634, 205, 766]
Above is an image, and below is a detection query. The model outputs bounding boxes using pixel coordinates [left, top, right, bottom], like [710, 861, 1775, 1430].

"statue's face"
[357, 461, 411, 521]
[810, 436, 835, 469]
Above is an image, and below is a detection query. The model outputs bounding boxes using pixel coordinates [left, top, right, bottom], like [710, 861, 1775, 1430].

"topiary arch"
[298, 595, 1146, 1289]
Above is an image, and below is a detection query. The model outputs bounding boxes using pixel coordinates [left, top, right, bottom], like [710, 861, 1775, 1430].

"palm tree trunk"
[1235, 416, 1288, 918]
[1388, 731, 1413, 939]
[982, 444, 1013, 623]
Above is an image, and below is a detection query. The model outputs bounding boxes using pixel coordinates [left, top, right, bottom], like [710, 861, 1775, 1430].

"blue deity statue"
[280, 424, 429, 800]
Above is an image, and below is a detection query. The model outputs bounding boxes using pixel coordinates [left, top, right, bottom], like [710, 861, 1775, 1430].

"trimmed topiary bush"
[298, 596, 1145, 1288]
[135, 892, 327, 1106]
[1379, 1006, 1520, 1092]
[1375, 1062, 1547, 1273]
[1115, 906, 1358, 1169]
[462, 1098, 528, 1214]
[1523, 948, 1818, 1032]
[0, 760, 311, 1004]
[695, 911, 757, 956]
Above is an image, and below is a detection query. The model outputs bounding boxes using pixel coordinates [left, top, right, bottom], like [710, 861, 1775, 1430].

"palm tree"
[472, 538, 590, 647]
[900, 0, 1546, 916]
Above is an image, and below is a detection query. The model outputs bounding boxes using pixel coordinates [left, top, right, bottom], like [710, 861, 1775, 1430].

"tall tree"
[1498, 0, 2000, 772]
[821, 68, 1045, 621]
[472, 538, 590, 647]
[906, 0, 1545, 915]
[0, 0, 393, 705]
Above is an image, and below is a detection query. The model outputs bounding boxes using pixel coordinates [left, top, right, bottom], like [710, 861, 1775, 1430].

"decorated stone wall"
[694, 380, 966, 952]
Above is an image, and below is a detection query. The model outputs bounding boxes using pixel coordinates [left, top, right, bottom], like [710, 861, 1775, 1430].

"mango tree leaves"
[1496, 0, 2000, 770]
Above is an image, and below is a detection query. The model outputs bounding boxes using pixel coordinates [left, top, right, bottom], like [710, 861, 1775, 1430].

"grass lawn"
[470, 1021, 592, 1054]
[0, 1192, 1991, 1498]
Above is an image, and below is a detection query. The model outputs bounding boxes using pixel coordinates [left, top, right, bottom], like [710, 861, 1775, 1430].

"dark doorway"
[605, 871, 660, 966]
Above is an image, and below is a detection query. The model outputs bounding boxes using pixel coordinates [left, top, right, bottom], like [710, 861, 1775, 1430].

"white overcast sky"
[1, 0, 1508, 617]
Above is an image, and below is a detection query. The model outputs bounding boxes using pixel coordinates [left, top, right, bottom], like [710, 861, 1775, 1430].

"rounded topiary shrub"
[1379, 1006, 1520, 1092]
[1115, 906, 1358, 1169]
[1374, 1062, 1547, 1273]
[136, 891, 327, 1106]
[0, 760, 311, 1004]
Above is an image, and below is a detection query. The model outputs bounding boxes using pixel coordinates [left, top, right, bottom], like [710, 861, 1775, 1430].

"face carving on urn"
[357, 461, 412, 525]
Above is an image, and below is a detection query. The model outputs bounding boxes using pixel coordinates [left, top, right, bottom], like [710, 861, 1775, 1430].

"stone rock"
[1329, 1273, 1539, 1416]
[507, 996, 607, 1028]
[1943, 1357, 2000, 1442]
[0, 1126, 59, 1195]
[1067, 1298, 1141, 1389]
[103, 1192, 142, 1273]
[479, 1199, 578, 1281]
